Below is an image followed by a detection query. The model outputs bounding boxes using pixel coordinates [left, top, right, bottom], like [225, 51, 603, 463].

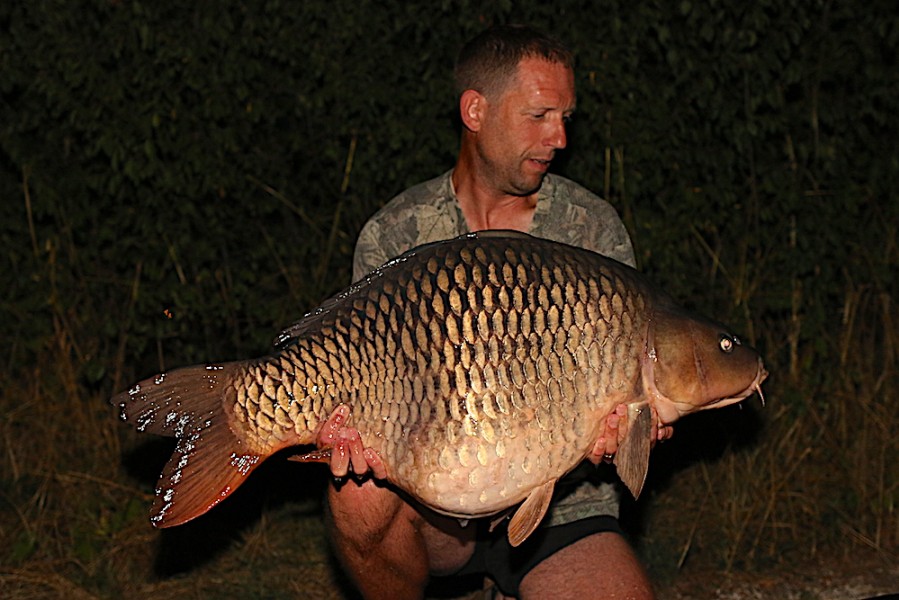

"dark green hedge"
[2, 0, 896, 390]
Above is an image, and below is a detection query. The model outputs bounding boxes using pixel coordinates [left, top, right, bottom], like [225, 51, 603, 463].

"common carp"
[112, 231, 766, 546]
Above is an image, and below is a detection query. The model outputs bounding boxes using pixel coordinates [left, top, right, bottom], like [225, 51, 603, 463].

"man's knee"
[326, 480, 476, 577]
[326, 481, 434, 598]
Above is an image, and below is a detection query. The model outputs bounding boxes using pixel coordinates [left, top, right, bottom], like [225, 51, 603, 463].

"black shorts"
[453, 515, 624, 597]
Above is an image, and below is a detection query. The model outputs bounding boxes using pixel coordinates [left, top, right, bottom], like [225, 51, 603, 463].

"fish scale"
[113, 230, 766, 545]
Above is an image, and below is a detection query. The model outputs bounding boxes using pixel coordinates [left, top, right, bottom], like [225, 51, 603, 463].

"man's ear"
[460, 89, 487, 132]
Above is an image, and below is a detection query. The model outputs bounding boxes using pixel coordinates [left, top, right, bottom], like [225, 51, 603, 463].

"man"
[317, 25, 669, 599]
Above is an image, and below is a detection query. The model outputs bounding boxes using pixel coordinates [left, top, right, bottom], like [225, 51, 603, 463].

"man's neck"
[451, 157, 539, 233]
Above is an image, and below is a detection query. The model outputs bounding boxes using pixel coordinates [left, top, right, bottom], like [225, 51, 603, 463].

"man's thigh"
[516, 530, 653, 600]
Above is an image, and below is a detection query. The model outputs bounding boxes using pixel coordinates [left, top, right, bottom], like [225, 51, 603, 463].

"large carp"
[112, 231, 766, 546]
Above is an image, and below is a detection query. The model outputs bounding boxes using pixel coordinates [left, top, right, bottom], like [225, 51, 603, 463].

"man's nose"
[546, 120, 567, 150]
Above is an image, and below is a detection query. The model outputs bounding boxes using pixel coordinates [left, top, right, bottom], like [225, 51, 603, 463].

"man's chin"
[507, 174, 546, 196]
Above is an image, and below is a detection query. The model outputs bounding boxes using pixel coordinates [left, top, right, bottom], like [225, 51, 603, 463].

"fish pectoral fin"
[507, 478, 557, 547]
[288, 448, 332, 464]
[613, 402, 653, 499]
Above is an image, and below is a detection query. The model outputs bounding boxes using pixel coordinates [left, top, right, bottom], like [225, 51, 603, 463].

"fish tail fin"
[111, 362, 264, 528]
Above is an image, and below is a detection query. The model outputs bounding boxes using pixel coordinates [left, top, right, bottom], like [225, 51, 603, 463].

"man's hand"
[314, 404, 387, 479]
[587, 403, 674, 465]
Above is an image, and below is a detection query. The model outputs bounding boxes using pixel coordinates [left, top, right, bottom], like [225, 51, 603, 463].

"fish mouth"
[654, 359, 768, 428]
[704, 358, 769, 411]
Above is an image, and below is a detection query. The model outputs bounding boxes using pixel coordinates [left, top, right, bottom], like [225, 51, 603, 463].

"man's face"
[476, 57, 576, 196]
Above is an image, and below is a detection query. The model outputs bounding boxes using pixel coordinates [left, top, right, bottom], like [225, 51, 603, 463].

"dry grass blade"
[0, 571, 101, 600]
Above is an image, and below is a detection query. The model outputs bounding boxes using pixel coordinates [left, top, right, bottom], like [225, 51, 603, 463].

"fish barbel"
[112, 231, 766, 546]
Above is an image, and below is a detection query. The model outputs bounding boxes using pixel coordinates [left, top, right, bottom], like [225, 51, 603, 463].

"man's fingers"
[314, 403, 390, 481]
[364, 448, 388, 479]
[658, 423, 674, 441]
[317, 404, 350, 446]
[330, 438, 350, 478]
[346, 430, 368, 475]
[586, 437, 615, 465]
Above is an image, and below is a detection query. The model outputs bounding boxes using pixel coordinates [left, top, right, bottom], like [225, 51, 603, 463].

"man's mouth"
[528, 158, 552, 171]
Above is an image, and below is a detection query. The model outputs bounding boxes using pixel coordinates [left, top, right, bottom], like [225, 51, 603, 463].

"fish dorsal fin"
[507, 478, 557, 547]
[111, 363, 265, 527]
[613, 402, 653, 499]
[274, 231, 537, 349]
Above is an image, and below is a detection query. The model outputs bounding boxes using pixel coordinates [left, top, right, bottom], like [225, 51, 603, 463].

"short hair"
[453, 24, 574, 100]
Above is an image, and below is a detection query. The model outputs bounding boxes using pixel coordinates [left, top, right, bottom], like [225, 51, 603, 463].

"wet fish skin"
[112, 231, 766, 544]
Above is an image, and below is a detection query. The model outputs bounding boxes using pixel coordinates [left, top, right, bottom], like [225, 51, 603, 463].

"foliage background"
[1, 0, 896, 597]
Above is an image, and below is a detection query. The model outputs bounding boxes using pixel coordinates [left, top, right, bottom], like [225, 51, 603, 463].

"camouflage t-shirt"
[352, 169, 636, 525]
[353, 170, 635, 280]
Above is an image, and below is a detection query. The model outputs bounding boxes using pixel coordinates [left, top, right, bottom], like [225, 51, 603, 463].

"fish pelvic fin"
[111, 363, 264, 528]
[507, 478, 557, 547]
[613, 402, 653, 499]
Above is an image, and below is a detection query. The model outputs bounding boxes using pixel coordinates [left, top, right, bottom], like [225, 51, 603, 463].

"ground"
[2, 441, 896, 599]
[1, 480, 897, 599]
[657, 552, 899, 600]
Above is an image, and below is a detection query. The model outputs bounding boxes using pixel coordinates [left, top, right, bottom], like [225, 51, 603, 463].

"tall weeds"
[640, 243, 897, 576]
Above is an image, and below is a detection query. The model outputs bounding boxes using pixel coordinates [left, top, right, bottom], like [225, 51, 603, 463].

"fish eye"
[719, 334, 735, 353]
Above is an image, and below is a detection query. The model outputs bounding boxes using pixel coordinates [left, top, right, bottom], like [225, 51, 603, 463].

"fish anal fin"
[288, 448, 332, 464]
[613, 402, 653, 499]
[507, 478, 557, 547]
